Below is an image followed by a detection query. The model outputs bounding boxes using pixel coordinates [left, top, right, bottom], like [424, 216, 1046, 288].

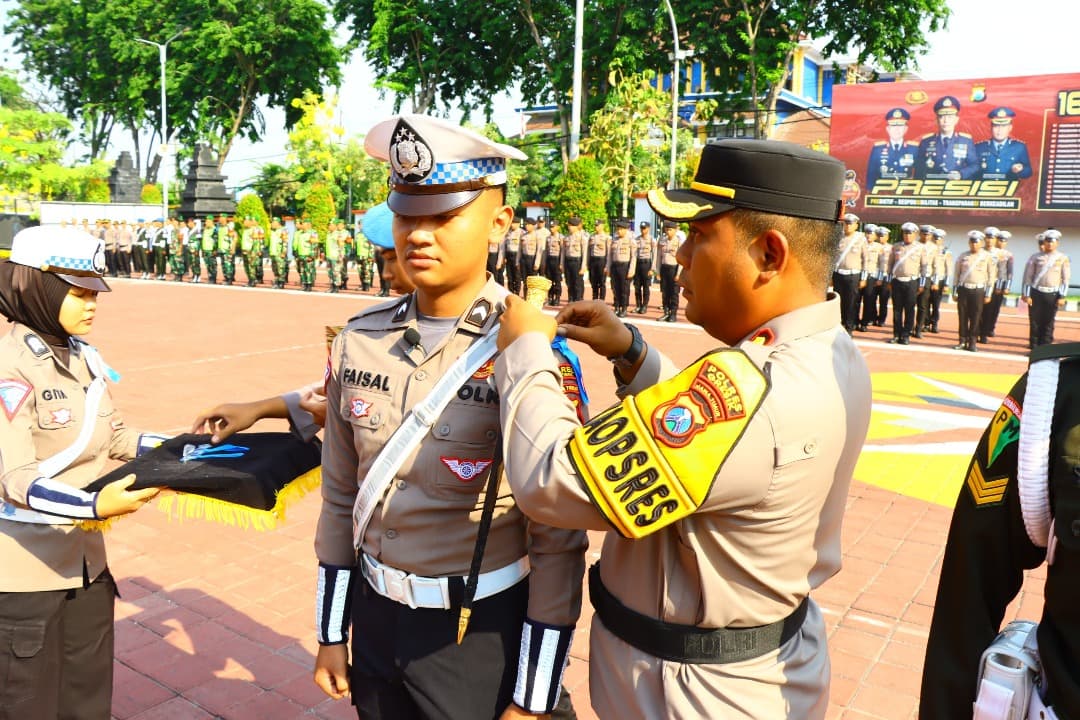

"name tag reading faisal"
[567, 350, 768, 539]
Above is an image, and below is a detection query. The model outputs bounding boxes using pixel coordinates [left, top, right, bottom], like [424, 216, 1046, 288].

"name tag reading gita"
[568, 350, 769, 539]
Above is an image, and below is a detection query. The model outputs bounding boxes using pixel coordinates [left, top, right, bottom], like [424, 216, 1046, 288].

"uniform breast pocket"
[427, 405, 501, 502]
[339, 389, 390, 439]
[36, 399, 78, 431]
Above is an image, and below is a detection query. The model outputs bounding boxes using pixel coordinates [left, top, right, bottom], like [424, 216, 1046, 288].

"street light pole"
[569, 0, 584, 162]
[663, 0, 680, 189]
[136, 29, 185, 221]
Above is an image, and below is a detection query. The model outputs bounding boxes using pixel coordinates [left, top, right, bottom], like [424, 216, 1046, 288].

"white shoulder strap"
[1017, 358, 1058, 548]
[352, 327, 501, 549]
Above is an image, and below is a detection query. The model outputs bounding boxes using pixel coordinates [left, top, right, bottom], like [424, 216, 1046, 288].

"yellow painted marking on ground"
[856, 372, 1020, 506]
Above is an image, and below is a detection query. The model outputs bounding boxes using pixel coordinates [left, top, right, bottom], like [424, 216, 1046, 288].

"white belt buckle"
[381, 566, 416, 609]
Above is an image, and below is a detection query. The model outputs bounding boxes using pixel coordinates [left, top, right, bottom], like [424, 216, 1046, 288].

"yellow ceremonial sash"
[568, 349, 769, 539]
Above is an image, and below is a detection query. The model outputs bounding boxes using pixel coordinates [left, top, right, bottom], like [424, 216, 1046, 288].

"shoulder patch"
[0, 378, 32, 420]
[965, 459, 1008, 506]
[392, 295, 412, 323]
[568, 349, 769, 539]
[465, 298, 493, 328]
[345, 295, 412, 329]
[23, 333, 49, 358]
[988, 395, 1021, 466]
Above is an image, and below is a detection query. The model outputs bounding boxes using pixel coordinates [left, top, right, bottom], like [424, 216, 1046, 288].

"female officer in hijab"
[0, 225, 164, 719]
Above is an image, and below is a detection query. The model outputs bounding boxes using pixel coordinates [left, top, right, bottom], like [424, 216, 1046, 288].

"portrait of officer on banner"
[915, 95, 979, 180]
[866, 107, 917, 191]
[976, 106, 1033, 181]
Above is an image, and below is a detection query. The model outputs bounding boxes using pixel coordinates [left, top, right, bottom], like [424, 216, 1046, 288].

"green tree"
[83, 177, 111, 203]
[301, 181, 336, 238]
[236, 193, 271, 239]
[141, 183, 163, 205]
[7, 0, 344, 172]
[253, 163, 303, 218]
[673, 0, 950, 137]
[550, 158, 608, 228]
[581, 68, 672, 216]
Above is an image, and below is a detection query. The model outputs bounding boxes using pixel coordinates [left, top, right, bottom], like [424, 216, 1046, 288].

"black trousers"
[587, 257, 607, 300]
[564, 257, 583, 302]
[487, 251, 504, 286]
[833, 272, 861, 331]
[659, 264, 679, 313]
[858, 282, 877, 327]
[0, 570, 116, 720]
[545, 256, 563, 305]
[956, 286, 985, 344]
[504, 251, 521, 294]
[349, 573, 575, 720]
[983, 291, 1005, 336]
[132, 245, 147, 274]
[375, 252, 387, 293]
[633, 260, 652, 309]
[876, 281, 891, 325]
[152, 247, 167, 277]
[929, 285, 946, 328]
[891, 278, 917, 339]
[1030, 289, 1061, 347]
[915, 279, 933, 331]
[116, 249, 131, 277]
[610, 262, 631, 309]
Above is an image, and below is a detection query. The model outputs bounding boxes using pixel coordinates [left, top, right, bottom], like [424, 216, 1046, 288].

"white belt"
[962, 283, 986, 290]
[893, 276, 915, 282]
[361, 554, 530, 610]
[835, 268, 860, 275]
[1036, 286, 1060, 293]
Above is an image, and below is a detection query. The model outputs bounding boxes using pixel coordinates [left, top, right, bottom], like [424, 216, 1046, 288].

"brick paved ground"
[75, 268, 1078, 719]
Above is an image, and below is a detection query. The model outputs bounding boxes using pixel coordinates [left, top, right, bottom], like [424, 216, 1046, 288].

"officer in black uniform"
[921, 343, 1080, 719]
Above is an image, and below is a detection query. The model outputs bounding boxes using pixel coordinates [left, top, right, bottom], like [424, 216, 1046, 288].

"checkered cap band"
[47, 255, 96, 272]
[395, 157, 506, 187]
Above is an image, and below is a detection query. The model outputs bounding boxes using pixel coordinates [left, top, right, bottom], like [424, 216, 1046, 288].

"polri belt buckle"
[381, 566, 417, 609]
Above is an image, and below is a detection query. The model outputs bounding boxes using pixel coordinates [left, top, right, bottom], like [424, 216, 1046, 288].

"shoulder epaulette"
[921, 133, 935, 140]
[959, 132, 972, 138]
[346, 294, 412, 328]
[872, 140, 886, 146]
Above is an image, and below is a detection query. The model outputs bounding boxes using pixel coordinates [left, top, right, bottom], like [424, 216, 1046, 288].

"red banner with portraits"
[831, 73, 1080, 224]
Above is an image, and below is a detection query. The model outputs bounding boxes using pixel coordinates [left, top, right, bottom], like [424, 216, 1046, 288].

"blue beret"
[361, 202, 394, 250]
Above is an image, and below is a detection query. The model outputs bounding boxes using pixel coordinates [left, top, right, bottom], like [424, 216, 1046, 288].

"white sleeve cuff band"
[514, 618, 574, 714]
[316, 563, 353, 645]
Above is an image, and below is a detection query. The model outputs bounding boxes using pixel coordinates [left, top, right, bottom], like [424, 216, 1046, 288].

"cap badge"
[389, 119, 434, 184]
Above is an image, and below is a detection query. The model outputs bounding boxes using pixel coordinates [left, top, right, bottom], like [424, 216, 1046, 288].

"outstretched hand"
[497, 295, 557, 351]
[95, 474, 161, 518]
[191, 402, 262, 444]
[555, 301, 633, 359]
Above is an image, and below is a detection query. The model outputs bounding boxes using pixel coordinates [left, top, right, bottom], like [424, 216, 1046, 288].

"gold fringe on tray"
[74, 466, 323, 533]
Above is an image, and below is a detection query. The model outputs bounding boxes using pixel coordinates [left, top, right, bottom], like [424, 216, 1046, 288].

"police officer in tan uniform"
[657, 220, 681, 322]
[952, 230, 996, 352]
[886, 221, 928, 344]
[631, 221, 655, 314]
[563, 217, 586, 303]
[608, 219, 636, 317]
[874, 226, 893, 327]
[518, 218, 542, 295]
[313, 115, 586, 720]
[981, 230, 1014, 341]
[1022, 229, 1071, 348]
[0, 226, 164, 719]
[915, 224, 940, 337]
[543, 221, 565, 306]
[587, 219, 610, 301]
[502, 217, 523, 294]
[928, 227, 953, 333]
[833, 213, 867, 334]
[857, 223, 882, 331]
[493, 139, 872, 720]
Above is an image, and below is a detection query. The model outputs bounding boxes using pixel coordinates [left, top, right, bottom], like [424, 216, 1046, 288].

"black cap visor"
[57, 273, 111, 292]
[388, 188, 483, 217]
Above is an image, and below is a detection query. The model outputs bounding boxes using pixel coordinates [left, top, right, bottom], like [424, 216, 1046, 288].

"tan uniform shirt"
[0, 324, 140, 592]
[564, 230, 585, 261]
[887, 241, 928, 282]
[609, 235, 636, 276]
[1023, 250, 1072, 296]
[995, 249, 1014, 291]
[588, 232, 610, 259]
[495, 296, 872, 719]
[633, 233, 655, 265]
[544, 232, 564, 263]
[316, 279, 585, 627]
[863, 240, 884, 281]
[504, 228, 522, 254]
[835, 231, 867, 274]
[953, 249, 997, 298]
[876, 241, 891, 279]
[657, 233, 680, 266]
[932, 248, 955, 288]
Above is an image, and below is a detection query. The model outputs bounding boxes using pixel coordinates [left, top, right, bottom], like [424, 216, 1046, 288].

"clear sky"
[2, 0, 1078, 190]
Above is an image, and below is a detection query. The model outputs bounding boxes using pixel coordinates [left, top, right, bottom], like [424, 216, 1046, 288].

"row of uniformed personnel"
[497, 216, 683, 321]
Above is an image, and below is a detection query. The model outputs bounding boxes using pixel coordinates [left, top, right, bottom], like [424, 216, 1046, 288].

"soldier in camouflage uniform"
[324, 219, 346, 293]
[293, 217, 317, 292]
[169, 218, 188, 281]
[339, 220, 354, 291]
[355, 221, 375, 292]
[184, 218, 201, 282]
[253, 220, 266, 285]
[217, 215, 237, 285]
[240, 216, 259, 287]
[201, 217, 218, 284]
[268, 217, 289, 289]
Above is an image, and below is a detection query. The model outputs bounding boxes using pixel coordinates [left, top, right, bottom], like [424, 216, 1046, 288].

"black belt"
[589, 564, 809, 664]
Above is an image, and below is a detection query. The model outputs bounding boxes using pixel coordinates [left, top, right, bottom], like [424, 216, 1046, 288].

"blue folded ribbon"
[550, 335, 589, 406]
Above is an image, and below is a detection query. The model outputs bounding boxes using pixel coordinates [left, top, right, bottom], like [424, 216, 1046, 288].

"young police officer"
[313, 115, 585, 720]
[493, 139, 872, 718]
